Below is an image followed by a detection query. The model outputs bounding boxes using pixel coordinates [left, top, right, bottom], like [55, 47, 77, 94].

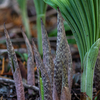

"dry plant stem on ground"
[4, 25, 25, 100]
[21, 28, 35, 94]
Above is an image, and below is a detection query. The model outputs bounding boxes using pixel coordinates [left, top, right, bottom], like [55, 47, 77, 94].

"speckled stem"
[53, 9, 72, 99]
[32, 41, 52, 100]
[4, 25, 25, 100]
[21, 29, 35, 94]
[41, 19, 54, 89]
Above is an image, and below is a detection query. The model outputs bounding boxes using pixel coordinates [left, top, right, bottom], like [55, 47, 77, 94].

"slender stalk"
[17, 0, 31, 39]
[36, 15, 46, 55]
[22, 12, 31, 39]
[34, 0, 47, 55]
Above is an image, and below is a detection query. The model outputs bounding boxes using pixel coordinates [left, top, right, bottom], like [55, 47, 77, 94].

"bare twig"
[72, 90, 80, 100]
[0, 77, 39, 92]
[0, 23, 13, 31]
[0, 48, 27, 55]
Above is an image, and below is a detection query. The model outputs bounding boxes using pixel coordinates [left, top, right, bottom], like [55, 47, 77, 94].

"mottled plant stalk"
[32, 41, 52, 100]
[4, 25, 25, 100]
[53, 9, 72, 99]
[21, 28, 35, 94]
[95, 48, 100, 100]
[41, 19, 54, 88]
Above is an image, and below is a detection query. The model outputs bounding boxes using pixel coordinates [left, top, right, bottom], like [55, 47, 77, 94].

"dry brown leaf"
[18, 59, 27, 79]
